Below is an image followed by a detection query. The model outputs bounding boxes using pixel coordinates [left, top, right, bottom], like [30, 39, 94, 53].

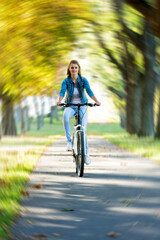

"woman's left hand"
[95, 101, 101, 106]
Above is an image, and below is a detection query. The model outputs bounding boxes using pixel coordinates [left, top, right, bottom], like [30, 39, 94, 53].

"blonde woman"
[57, 60, 101, 165]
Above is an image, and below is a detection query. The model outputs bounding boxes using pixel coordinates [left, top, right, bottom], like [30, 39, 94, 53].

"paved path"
[8, 136, 160, 240]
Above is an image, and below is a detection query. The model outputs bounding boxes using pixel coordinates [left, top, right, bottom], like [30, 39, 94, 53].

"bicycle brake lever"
[58, 103, 65, 107]
[87, 103, 94, 107]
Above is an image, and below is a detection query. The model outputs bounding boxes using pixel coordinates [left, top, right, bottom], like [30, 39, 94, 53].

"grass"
[0, 136, 55, 239]
[18, 117, 160, 163]
[27, 118, 160, 162]
[87, 123, 160, 163]
[17, 116, 65, 137]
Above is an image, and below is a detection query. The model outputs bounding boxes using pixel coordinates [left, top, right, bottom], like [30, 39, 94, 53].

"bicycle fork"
[73, 125, 86, 155]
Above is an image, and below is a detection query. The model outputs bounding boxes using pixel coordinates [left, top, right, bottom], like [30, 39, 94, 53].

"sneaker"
[85, 154, 91, 165]
[66, 142, 72, 151]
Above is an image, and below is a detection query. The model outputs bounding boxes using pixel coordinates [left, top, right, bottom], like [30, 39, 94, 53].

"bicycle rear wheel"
[77, 131, 85, 177]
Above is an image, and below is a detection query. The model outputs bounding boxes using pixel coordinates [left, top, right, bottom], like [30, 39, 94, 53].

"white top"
[71, 87, 82, 104]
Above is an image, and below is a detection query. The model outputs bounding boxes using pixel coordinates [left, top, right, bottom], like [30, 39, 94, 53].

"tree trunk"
[41, 99, 45, 127]
[0, 124, 1, 139]
[139, 73, 156, 137]
[126, 81, 142, 134]
[20, 104, 25, 134]
[33, 96, 41, 130]
[126, 81, 135, 134]
[2, 97, 17, 136]
[119, 108, 126, 128]
[26, 106, 30, 131]
[125, 66, 142, 134]
[0, 104, 2, 139]
[155, 89, 160, 138]
[132, 81, 142, 134]
[138, 22, 157, 137]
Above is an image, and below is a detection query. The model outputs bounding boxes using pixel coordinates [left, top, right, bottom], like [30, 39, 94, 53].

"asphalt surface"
[8, 136, 160, 240]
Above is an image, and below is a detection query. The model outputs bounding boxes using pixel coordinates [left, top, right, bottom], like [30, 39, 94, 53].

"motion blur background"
[0, 0, 160, 137]
[2, 1, 160, 239]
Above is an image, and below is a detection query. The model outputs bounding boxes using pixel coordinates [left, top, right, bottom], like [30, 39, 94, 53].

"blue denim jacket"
[59, 75, 94, 104]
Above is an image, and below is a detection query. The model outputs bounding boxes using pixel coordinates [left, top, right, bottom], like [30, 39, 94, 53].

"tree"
[87, 17, 141, 133]
[0, 0, 89, 135]
[115, 0, 159, 136]
[86, 0, 159, 137]
[155, 84, 160, 138]
[125, 0, 160, 39]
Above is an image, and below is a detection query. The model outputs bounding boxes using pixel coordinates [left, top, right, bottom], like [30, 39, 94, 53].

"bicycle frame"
[72, 104, 86, 155]
[58, 102, 97, 176]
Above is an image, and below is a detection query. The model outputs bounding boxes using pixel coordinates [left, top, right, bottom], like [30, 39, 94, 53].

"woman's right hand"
[57, 96, 63, 106]
[57, 101, 62, 106]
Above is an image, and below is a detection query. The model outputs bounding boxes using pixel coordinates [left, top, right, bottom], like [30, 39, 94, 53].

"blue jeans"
[63, 106, 88, 155]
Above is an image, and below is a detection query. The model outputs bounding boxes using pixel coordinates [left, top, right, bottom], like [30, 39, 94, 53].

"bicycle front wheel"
[77, 131, 85, 177]
[72, 135, 77, 173]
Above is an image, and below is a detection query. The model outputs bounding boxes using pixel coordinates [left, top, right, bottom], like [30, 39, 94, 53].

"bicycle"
[59, 103, 98, 177]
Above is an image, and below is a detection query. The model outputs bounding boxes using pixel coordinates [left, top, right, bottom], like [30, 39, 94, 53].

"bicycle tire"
[77, 131, 85, 177]
[72, 135, 78, 173]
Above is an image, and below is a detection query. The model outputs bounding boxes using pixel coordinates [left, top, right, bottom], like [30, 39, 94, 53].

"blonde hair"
[67, 60, 81, 76]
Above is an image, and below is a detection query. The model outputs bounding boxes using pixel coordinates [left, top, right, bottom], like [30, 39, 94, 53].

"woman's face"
[69, 63, 79, 76]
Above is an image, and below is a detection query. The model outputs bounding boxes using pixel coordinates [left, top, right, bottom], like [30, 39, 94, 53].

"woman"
[57, 60, 101, 165]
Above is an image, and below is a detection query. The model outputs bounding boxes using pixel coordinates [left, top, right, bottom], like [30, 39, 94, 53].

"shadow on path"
[8, 136, 160, 240]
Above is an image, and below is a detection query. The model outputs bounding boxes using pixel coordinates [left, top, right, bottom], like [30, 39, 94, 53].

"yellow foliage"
[0, 0, 91, 99]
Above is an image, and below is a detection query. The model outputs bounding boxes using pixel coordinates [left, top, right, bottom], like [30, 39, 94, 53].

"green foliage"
[0, 136, 53, 239]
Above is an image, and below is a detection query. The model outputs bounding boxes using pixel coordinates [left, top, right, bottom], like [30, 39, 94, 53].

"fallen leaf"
[107, 232, 121, 238]
[8, 234, 14, 239]
[14, 212, 22, 220]
[53, 233, 61, 237]
[34, 233, 49, 238]
[21, 190, 30, 196]
[61, 208, 75, 211]
[30, 184, 42, 189]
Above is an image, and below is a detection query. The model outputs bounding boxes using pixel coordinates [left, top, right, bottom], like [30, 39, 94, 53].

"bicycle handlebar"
[58, 103, 98, 107]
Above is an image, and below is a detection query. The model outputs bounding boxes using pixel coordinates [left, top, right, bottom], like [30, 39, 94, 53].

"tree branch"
[108, 86, 125, 99]
[125, 0, 160, 38]
[114, 0, 144, 51]
[125, 0, 155, 24]
[88, 20, 125, 73]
